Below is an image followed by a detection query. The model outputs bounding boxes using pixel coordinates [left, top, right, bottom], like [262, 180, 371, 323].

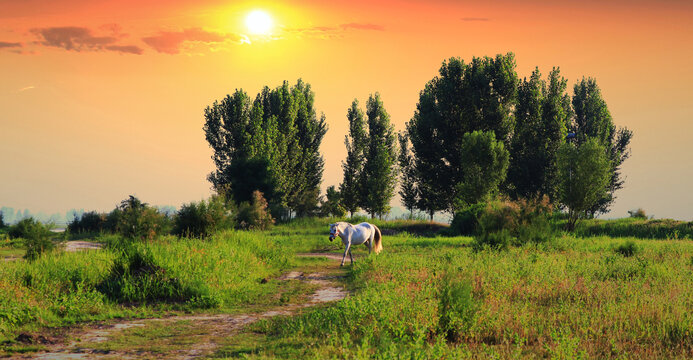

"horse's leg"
[348, 247, 353, 265]
[341, 242, 351, 267]
[366, 240, 372, 254]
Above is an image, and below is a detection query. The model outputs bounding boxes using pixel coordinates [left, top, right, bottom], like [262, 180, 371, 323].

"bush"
[438, 275, 476, 342]
[174, 196, 234, 238]
[113, 195, 167, 241]
[449, 202, 486, 236]
[237, 191, 274, 230]
[67, 211, 106, 234]
[473, 196, 554, 250]
[615, 240, 639, 257]
[0, 212, 5, 229]
[628, 208, 648, 219]
[9, 218, 54, 260]
[98, 245, 194, 304]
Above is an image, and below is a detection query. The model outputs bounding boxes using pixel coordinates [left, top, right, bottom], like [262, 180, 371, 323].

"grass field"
[1, 218, 692, 358]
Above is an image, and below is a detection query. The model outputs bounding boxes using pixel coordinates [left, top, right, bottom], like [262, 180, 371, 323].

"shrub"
[98, 246, 193, 303]
[628, 208, 648, 219]
[174, 196, 234, 238]
[473, 196, 554, 250]
[615, 240, 639, 257]
[9, 218, 54, 260]
[449, 202, 486, 235]
[236, 191, 274, 230]
[438, 275, 476, 342]
[113, 195, 167, 241]
[67, 211, 106, 234]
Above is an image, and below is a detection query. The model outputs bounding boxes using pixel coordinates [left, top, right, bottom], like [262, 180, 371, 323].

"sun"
[245, 10, 273, 35]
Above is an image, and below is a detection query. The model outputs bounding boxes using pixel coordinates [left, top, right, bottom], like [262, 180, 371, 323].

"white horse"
[328, 222, 383, 266]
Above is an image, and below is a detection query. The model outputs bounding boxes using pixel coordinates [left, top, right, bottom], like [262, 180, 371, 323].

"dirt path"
[25, 254, 348, 360]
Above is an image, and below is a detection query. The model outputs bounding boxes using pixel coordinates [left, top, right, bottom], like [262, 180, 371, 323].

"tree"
[557, 139, 611, 231]
[339, 100, 367, 217]
[320, 186, 346, 218]
[398, 133, 418, 217]
[507, 67, 571, 201]
[455, 131, 510, 208]
[571, 78, 632, 215]
[114, 195, 166, 241]
[203, 80, 327, 218]
[407, 54, 518, 213]
[0, 212, 5, 228]
[360, 93, 398, 218]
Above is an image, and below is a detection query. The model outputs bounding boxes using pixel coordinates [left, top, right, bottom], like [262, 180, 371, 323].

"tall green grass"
[0, 230, 291, 344]
[248, 234, 693, 358]
[574, 217, 693, 239]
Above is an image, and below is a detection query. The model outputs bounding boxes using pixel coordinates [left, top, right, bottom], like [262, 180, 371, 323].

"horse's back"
[349, 222, 374, 244]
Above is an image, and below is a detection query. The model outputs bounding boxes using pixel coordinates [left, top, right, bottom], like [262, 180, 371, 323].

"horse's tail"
[372, 224, 383, 254]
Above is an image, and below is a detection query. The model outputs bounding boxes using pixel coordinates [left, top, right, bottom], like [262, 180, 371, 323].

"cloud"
[0, 41, 22, 48]
[30, 26, 143, 55]
[32, 26, 118, 51]
[340, 23, 385, 31]
[460, 17, 490, 22]
[142, 28, 244, 54]
[105, 44, 144, 55]
[14, 86, 35, 93]
[286, 22, 385, 40]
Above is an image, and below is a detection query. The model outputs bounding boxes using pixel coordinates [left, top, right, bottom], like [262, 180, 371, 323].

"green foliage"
[507, 67, 571, 201]
[614, 240, 639, 257]
[407, 53, 518, 214]
[112, 195, 167, 241]
[474, 197, 554, 250]
[340, 99, 367, 217]
[0, 212, 5, 229]
[319, 186, 346, 218]
[203, 80, 327, 218]
[628, 208, 647, 219]
[360, 93, 398, 218]
[236, 191, 275, 230]
[8, 218, 55, 261]
[572, 77, 632, 215]
[437, 275, 477, 342]
[454, 130, 510, 208]
[574, 218, 693, 239]
[98, 245, 193, 304]
[67, 211, 106, 234]
[173, 196, 234, 238]
[398, 132, 418, 215]
[557, 139, 612, 231]
[449, 202, 487, 236]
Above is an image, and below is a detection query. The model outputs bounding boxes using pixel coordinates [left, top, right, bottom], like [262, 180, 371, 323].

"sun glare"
[245, 10, 273, 35]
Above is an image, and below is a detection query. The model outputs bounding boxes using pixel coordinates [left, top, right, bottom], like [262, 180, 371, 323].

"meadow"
[1, 218, 692, 358]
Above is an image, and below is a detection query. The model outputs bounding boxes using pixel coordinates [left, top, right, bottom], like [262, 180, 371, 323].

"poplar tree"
[360, 93, 398, 218]
[507, 67, 572, 201]
[407, 54, 518, 213]
[339, 100, 367, 217]
[203, 80, 326, 218]
[397, 133, 418, 217]
[571, 78, 632, 215]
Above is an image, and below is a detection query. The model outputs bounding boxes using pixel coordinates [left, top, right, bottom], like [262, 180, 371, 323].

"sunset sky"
[1, 0, 692, 220]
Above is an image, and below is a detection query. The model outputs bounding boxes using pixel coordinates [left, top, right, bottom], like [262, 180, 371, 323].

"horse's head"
[328, 223, 341, 242]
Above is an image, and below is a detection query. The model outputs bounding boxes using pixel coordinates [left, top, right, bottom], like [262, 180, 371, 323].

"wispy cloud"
[0, 41, 22, 49]
[105, 45, 144, 55]
[13, 86, 35, 93]
[142, 28, 246, 54]
[340, 23, 385, 31]
[461, 17, 490, 22]
[286, 22, 385, 39]
[31, 26, 143, 54]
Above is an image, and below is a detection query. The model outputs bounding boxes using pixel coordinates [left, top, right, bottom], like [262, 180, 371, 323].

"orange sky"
[1, 0, 692, 219]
